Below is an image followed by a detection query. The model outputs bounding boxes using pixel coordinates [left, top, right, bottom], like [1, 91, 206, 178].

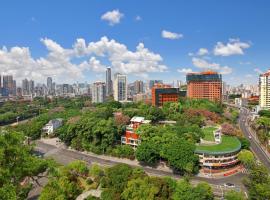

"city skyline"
[0, 1, 269, 85]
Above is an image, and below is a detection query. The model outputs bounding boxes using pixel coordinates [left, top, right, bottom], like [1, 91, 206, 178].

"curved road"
[239, 107, 270, 169]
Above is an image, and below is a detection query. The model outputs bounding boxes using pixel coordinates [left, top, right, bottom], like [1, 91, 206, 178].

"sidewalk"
[39, 138, 173, 173]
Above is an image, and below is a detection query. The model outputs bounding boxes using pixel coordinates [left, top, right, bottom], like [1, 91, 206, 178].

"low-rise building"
[42, 118, 63, 135]
[121, 116, 151, 148]
[195, 127, 241, 175]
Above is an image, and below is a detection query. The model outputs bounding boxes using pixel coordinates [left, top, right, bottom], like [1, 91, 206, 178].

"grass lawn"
[202, 127, 217, 141]
[196, 135, 241, 154]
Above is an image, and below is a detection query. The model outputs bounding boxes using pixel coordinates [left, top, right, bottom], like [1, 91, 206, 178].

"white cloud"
[177, 68, 193, 74]
[192, 57, 232, 74]
[101, 9, 124, 26]
[135, 15, 142, 21]
[197, 48, 209, 56]
[0, 36, 167, 83]
[161, 30, 183, 40]
[213, 38, 250, 56]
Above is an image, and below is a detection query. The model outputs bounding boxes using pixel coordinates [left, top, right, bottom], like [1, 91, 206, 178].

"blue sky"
[0, 0, 269, 85]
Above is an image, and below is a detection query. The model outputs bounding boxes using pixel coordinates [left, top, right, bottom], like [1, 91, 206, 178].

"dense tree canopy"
[0, 131, 49, 200]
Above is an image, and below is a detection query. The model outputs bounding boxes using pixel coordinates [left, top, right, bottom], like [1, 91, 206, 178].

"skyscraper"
[113, 73, 127, 102]
[106, 67, 113, 96]
[92, 81, 106, 103]
[29, 80, 35, 95]
[3, 75, 14, 96]
[47, 77, 53, 95]
[134, 80, 144, 94]
[22, 79, 30, 96]
[259, 70, 270, 109]
[186, 71, 222, 102]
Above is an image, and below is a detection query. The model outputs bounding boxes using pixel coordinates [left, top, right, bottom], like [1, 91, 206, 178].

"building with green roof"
[195, 126, 241, 174]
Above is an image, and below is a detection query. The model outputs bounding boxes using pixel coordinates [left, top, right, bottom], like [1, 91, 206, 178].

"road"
[28, 140, 247, 199]
[239, 107, 270, 169]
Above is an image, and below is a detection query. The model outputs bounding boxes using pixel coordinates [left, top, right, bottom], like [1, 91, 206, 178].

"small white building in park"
[42, 118, 63, 135]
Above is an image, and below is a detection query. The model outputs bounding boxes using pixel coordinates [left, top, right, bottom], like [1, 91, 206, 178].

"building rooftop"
[195, 127, 241, 155]
[130, 116, 151, 124]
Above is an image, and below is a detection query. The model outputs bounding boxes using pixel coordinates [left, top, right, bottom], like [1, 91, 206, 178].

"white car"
[248, 135, 252, 139]
[224, 183, 235, 188]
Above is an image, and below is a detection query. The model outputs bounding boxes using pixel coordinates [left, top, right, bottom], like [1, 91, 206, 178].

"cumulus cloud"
[177, 68, 193, 74]
[213, 38, 250, 56]
[0, 36, 167, 83]
[192, 57, 232, 74]
[101, 9, 124, 26]
[197, 48, 209, 56]
[161, 30, 183, 40]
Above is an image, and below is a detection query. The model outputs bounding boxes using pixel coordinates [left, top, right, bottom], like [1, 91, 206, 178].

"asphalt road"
[239, 107, 270, 169]
[29, 140, 247, 199]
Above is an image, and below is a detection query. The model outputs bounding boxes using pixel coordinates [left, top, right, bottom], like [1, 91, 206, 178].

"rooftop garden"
[196, 135, 241, 155]
[202, 126, 217, 141]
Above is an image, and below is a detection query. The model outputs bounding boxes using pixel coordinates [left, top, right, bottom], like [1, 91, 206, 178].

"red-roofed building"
[121, 116, 151, 148]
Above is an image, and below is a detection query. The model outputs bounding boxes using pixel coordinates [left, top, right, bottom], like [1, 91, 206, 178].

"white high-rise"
[113, 73, 127, 102]
[259, 70, 270, 109]
[91, 81, 106, 103]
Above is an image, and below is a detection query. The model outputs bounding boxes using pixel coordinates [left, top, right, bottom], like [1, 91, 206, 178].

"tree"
[238, 150, 255, 169]
[221, 123, 236, 136]
[238, 137, 250, 149]
[101, 164, 133, 193]
[0, 131, 49, 199]
[173, 180, 214, 200]
[121, 177, 159, 200]
[193, 182, 214, 200]
[245, 164, 270, 200]
[225, 190, 246, 200]
[135, 141, 160, 165]
[161, 138, 198, 174]
[143, 106, 165, 123]
[39, 161, 89, 200]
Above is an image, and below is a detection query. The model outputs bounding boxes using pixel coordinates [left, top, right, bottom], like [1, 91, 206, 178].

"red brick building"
[151, 84, 181, 107]
[186, 71, 222, 102]
[121, 116, 151, 148]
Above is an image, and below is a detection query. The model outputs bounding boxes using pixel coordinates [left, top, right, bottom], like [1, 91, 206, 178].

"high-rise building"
[148, 80, 163, 91]
[22, 79, 30, 96]
[106, 67, 113, 96]
[47, 77, 53, 95]
[134, 80, 144, 94]
[113, 73, 127, 102]
[259, 70, 270, 109]
[151, 83, 181, 107]
[92, 81, 106, 103]
[29, 80, 35, 95]
[3, 75, 14, 96]
[186, 71, 222, 102]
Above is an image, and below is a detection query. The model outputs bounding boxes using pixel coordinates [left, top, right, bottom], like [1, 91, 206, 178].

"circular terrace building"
[195, 127, 241, 174]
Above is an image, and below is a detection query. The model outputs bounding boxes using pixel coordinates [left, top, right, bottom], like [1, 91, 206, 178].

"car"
[224, 183, 235, 188]
[248, 135, 252, 139]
